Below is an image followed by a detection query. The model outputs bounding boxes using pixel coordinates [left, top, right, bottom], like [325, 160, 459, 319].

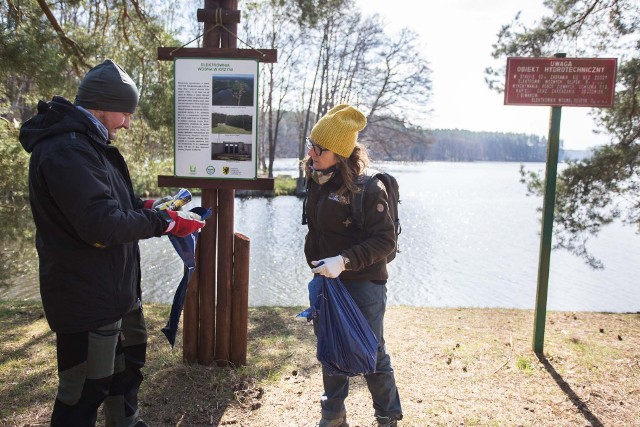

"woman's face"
[307, 138, 339, 171]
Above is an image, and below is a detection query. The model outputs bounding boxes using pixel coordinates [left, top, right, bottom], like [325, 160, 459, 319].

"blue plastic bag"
[300, 275, 378, 376]
[296, 274, 323, 321]
[161, 206, 212, 347]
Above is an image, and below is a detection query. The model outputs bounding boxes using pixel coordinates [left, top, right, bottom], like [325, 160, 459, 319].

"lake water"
[5, 160, 639, 312]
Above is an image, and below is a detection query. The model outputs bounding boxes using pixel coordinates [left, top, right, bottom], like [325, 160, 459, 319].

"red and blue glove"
[161, 210, 206, 237]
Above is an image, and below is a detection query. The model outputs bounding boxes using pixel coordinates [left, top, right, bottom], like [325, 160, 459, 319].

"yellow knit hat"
[310, 104, 367, 158]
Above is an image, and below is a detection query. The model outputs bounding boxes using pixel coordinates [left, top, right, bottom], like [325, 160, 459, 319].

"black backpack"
[352, 169, 401, 263]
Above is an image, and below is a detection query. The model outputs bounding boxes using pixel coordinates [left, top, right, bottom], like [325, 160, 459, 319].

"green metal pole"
[533, 104, 562, 354]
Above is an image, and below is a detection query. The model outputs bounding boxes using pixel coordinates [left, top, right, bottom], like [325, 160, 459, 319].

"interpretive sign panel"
[174, 58, 258, 179]
[504, 57, 617, 107]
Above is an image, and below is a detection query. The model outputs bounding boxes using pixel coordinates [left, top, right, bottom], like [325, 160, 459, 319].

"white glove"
[311, 255, 346, 278]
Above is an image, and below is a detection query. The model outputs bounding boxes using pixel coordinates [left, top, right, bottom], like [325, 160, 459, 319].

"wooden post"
[182, 242, 200, 363]
[156, 177, 274, 365]
[156, 0, 276, 366]
[220, 0, 238, 49]
[198, 189, 217, 365]
[198, 0, 224, 366]
[230, 232, 250, 367]
[197, 0, 221, 366]
[203, 0, 221, 48]
[215, 190, 234, 366]
[212, 0, 239, 368]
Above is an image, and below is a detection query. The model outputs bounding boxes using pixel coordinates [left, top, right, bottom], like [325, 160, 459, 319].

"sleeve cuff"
[158, 209, 175, 233]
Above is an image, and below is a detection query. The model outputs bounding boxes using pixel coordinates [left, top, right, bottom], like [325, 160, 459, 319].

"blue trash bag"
[299, 274, 378, 376]
[161, 206, 212, 347]
[296, 275, 323, 321]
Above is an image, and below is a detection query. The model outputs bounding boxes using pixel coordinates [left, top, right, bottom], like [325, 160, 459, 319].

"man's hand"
[311, 255, 346, 278]
[163, 210, 205, 237]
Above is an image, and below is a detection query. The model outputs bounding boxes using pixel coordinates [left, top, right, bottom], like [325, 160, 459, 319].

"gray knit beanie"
[75, 59, 139, 113]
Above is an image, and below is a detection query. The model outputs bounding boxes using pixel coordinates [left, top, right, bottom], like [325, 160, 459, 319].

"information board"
[504, 57, 617, 107]
[174, 58, 259, 179]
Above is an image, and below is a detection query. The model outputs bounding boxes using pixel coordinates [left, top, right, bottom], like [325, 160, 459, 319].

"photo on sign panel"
[211, 74, 254, 107]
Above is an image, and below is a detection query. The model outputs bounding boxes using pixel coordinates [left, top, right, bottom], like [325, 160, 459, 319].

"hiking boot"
[133, 421, 149, 427]
[317, 415, 349, 427]
[375, 416, 397, 427]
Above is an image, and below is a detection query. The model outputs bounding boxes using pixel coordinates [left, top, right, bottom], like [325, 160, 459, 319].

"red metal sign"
[504, 57, 617, 107]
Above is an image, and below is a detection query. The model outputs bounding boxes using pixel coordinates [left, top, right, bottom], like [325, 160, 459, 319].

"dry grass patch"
[0, 301, 638, 426]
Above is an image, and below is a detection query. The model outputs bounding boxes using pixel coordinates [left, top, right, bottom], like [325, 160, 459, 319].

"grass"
[1, 300, 639, 426]
[273, 174, 297, 196]
[235, 174, 299, 197]
[515, 355, 535, 372]
[211, 124, 252, 134]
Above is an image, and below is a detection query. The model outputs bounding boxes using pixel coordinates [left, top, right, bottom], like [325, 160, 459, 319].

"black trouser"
[51, 305, 147, 427]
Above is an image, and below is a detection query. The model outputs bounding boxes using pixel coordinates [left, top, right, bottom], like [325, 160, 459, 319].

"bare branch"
[35, 0, 91, 73]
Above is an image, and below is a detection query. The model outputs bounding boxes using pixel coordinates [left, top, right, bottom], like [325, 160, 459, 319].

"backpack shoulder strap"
[301, 177, 310, 225]
[352, 168, 381, 229]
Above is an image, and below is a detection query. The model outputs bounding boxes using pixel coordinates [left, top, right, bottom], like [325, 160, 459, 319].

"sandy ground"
[214, 307, 640, 427]
[1, 304, 638, 426]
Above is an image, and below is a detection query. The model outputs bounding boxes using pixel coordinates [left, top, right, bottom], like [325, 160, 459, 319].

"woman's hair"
[302, 142, 370, 201]
[336, 143, 370, 196]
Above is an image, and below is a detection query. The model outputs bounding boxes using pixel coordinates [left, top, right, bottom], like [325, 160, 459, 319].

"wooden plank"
[158, 175, 274, 191]
[230, 232, 250, 368]
[157, 47, 277, 63]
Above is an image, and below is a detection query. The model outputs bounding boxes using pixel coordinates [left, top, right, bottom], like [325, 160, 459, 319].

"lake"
[4, 160, 639, 312]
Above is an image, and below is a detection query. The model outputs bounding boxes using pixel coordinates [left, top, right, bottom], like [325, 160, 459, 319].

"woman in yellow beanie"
[302, 104, 403, 427]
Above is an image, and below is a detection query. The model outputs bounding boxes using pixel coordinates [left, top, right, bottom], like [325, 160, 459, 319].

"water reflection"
[3, 161, 640, 312]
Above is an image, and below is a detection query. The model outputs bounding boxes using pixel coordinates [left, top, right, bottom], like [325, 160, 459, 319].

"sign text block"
[504, 57, 617, 107]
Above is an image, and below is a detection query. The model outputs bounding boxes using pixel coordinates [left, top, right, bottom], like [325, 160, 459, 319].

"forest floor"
[1, 300, 638, 426]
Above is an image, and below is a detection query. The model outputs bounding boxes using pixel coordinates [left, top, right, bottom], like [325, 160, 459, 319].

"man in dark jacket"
[19, 59, 206, 427]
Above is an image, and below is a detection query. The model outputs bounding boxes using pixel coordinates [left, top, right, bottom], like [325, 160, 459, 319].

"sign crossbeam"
[158, 47, 277, 63]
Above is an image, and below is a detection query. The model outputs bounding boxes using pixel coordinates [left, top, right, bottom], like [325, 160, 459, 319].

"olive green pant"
[51, 305, 147, 427]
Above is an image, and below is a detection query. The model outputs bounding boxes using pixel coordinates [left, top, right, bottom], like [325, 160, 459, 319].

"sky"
[354, 0, 611, 151]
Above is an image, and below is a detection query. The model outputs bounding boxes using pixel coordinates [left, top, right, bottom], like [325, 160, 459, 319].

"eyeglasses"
[306, 137, 329, 156]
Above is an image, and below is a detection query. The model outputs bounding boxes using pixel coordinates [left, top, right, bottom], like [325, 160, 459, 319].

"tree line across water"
[270, 115, 588, 162]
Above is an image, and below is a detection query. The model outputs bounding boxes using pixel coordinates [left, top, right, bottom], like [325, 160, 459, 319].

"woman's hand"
[311, 255, 346, 278]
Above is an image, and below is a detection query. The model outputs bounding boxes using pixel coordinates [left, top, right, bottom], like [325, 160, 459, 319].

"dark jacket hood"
[19, 96, 107, 154]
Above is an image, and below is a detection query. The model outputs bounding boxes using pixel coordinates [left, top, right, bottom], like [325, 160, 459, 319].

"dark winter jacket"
[19, 96, 167, 333]
[304, 170, 395, 282]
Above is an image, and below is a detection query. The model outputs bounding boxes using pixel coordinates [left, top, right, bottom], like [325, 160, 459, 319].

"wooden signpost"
[504, 54, 617, 354]
[157, 0, 277, 367]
